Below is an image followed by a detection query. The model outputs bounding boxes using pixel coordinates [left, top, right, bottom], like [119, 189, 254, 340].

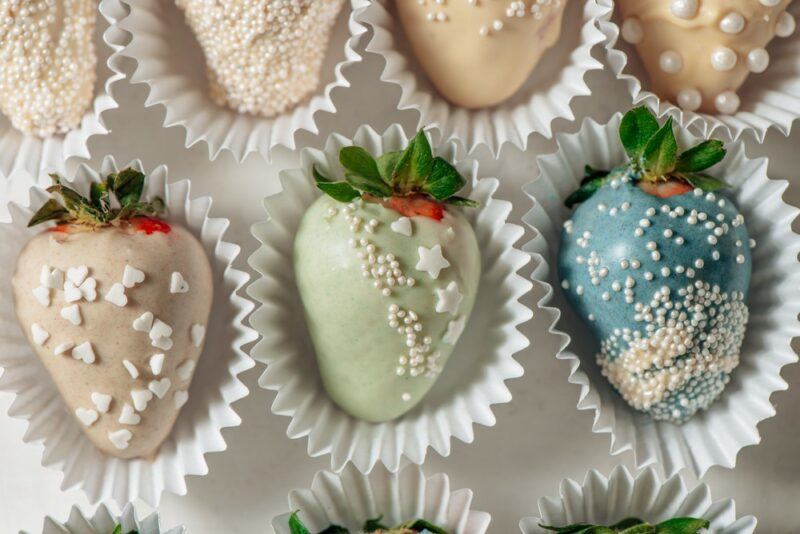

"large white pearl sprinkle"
[660, 51, 683, 74]
[670, 0, 698, 19]
[719, 12, 745, 34]
[715, 91, 741, 114]
[776, 12, 796, 38]
[621, 17, 644, 44]
[747, 48, 770, 73]
[677, 88, 702, 111]
[711, 47, 737, 71]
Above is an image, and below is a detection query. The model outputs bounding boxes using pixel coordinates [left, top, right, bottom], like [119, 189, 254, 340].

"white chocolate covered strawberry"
[0, 0, 97, 137]
[618, 0, 796, 114]
[175, 0, 346, 118]
[295, 131, 481, 423]
[396, 0, 568, 109]
[13, 169, 212, 459]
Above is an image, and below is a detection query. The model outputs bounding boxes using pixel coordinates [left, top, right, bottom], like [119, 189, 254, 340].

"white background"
[2, 9, 800, 534]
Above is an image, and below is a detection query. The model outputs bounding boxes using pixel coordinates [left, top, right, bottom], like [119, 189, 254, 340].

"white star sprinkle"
[416, 244, 450, 279]
[443, 316, 466, 345]
[435, 281, 463, 315]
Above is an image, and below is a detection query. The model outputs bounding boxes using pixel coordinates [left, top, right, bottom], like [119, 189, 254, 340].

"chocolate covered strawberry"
[294, 131, 481, 423]
[558, 108, 753, 423]
[396, 0, 568, 108]
[618, 0, 796, 113]
[13, 169, 212, 458]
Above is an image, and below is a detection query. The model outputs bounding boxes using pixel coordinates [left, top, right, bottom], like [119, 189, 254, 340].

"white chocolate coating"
[396, 0, 568, 109]
[618, 0, 795, 114]
[0, 0, 97, 138]
[176, 0, 345, 118]
[13, 225, 212, 459]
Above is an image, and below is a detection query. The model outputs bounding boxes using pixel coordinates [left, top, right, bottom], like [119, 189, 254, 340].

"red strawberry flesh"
[639, 180, 694, 198]
[383, 195, 445, 221]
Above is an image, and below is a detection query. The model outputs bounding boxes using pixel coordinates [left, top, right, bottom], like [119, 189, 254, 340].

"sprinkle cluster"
[0, 0, 97, 137]
[416, 0, 563, 37]
[176, 0, 345, 118]
[620, 0, 796, 113]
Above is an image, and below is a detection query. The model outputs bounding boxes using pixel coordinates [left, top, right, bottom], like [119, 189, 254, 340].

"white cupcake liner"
[0, 156, 256, 505]
[114, 0, 364, 163]
[248, 124, 532, 473]
[38, 503, 184, 534]
[0, 0, 125, 177]
[600, 0, 800, 143]
[353, 0, 610, 155]
[520, 465, 757, 533]
[522, 114, 800, 478]
[272, 464, 491, 534]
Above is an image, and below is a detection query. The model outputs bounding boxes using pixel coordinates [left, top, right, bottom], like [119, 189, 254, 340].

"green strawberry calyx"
[288, 511, 449, 534]
[540, 516, 710, 534]
[27, 168, 166, 228]
[565, 107, 728, 208]
[312, 130, 480, 211]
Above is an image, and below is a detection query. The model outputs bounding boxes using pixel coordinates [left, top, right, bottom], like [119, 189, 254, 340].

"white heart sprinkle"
[132, 311, 154, 332]
[149, 319, 173, 340]
[108, 429, 132, 450]
[54, 342, 74, 356]
[31, 323, 49, 346]
[131, 389, 153, 412]
[390, 216, 413, 237]
[190, 324, 206, 348]
[64, 281, 83, 303]
[118, 403, 141, 425]
[148, 378, 171, 399]
[32, 286, 50, 307]
[72, 341, 96, 364]
[60, 304, 82, 326]
[170, 272, 189, 294]
[176, 359, 195, 381]
[75, 407, 99, 427]
[40, 266, 63, 289]
[104, 283, 128, 307]
[91, 392, 112, 413]
[152, 336, 174, 351]
[67, 266, 88, 286]
[173, 390, 189, 409]
[79, 277, 97, 302]
[122, 265, 145, 288]
[122, 359, 139, 379]
[150, 353, 165, 375]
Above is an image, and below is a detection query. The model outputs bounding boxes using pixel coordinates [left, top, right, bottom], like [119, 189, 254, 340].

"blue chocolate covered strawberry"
[558, 108, 753, 424]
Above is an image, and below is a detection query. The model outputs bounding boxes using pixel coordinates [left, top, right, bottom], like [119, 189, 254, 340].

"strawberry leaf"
[675, 140, 726, 172]
[363, 516, 390, 532]
[423, 157, 466, 200]
[109, 168, 146, 207]
[611, 519, 646, 529]
[680, 172, 726, 192]
[90, 181, 110, 214]
[392, 130, 433, 191]
[565, 176, 607, 208]
[620, 107, 660, 160]
[28, 198, 68, 227]
[654, 518, 709, 534]
[288, 512, 312, 534]
[400, 519, 450, 534]
[445, 195, 480, 207]
[346, 172, 393, 198]
[619, 525, 655, 534]
[642, 117, 678, 176]
[340, 146, 382, 182]
[376, 150, 403, 182]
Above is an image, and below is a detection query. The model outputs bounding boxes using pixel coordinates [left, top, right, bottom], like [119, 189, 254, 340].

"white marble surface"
[2, 27, 800, 534]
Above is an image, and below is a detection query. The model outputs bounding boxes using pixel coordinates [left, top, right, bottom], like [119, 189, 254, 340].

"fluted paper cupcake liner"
[0, 0, 125, 177]
[273, 464, 491, 534]
[520, 465, 756, 533]
[36, 503, 184, 534]
[600, 0, 800, 143]
[0, 157, 256, 505]
[248, 124, 532, 473]
[353, 0, 610, 155]
[113, 0, 364, 163]
[522, 114, 800, 478]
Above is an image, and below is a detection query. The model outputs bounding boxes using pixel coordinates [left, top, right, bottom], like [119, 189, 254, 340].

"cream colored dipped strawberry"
[295, 131, 481, 423]
[0, 0, 97, 137]
[175, 0, 346, 118]
[12, 170, 212, 459]
[396, 0, 568, 109]
[618, 0, 796, 114]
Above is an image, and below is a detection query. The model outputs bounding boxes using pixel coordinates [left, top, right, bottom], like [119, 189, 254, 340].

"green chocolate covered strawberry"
[294, 131, 481, 423]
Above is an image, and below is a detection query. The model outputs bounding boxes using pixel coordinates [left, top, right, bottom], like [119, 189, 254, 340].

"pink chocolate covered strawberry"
[12, 169, 212, 459]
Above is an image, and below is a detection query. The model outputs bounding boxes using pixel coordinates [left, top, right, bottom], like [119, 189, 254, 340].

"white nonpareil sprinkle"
[0, 0, 97, 138]
[175, 0, 346, 118]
